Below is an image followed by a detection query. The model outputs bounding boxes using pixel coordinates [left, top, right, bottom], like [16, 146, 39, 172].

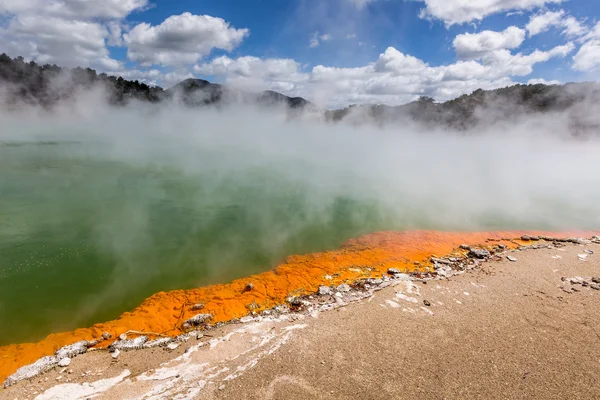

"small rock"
[288, 297, 302, 307]
[507, 256, 517, 262]
[459, 244, 471, 250]
[584, 249, 594, 255]
[336, 284, 351, 293]
[190, 304, 205, 311]
[184, 313, 213, 327]
[468, 248, 491, 259]
[592, 277, 600, 284]
[423, 300, 431, 307]
[111, 349, 120, 359]
[101, 332, 112, 340]
[318, 285, 332, 296]
[387, 268, 401, 275]
[119, 333, 127, 341]
[497, 244, 507, 249]
[590, 284, 600, 291]
[243, 283, 254, 293]
[166, 343, 180, 350]
[58, 358, 71, 367]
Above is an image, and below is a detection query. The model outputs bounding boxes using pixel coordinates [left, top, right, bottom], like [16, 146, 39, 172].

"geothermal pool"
[1, 111, 600, 347]
[0, 140, 407, 345]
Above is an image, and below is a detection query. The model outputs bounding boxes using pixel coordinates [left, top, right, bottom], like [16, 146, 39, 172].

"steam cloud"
[0, 81, 599, 345]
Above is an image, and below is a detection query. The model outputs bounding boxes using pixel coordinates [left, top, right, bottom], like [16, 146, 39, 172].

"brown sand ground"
[4, 242, 600, 399]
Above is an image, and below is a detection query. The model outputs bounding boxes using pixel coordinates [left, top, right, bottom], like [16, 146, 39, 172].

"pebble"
[119, 333, 127, 341]
[592, 277, 600, 284]
[101, 332, 112, 340]
[243, 283, 254, 292]
[318, 285, 332, 296]
[387, 268, 401, 275]
[423, 300, 431, 307]
[111, 349, 120, 359]
[166, 343, 180, 350]
[190, 304, 205, 311]
[336, 284, 351, 293]
[469, 248, 491, 259]
[507, 256, 517, 262]
[58, 358, 71, 367]
[591, 284, 600, 291]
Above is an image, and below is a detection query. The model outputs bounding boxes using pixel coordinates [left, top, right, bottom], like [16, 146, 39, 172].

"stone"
[166, 343, 180, 350]
[119, 333, 127, 341]
[143, 338, 173, 348]
[318, 285, 332, 296]
[387, 268, 401, 275]
[111, 349, 120, 359]
[591, 284, 600, 291]
[58, 358, 71, 367]
[55, 341, 89, 360]
[459, 244, 471, 250]
[507, 256, 517, 262]
[592, 277, 600, 284]
[423, 300, 431, 307]
[184, 313, 213, 327]
[102, 332, 112, 340]
[431, 257, 451, 265]
[497, 244, 507, 249]
[468, 248, 491, 259]
[336, 284, 351, 292]
[2, 356, 58, 388]
[584, 249, 594, 255]
[109, 336, 148, 351]
[190, 304, 205, 311]
[243, 283, 254, 292]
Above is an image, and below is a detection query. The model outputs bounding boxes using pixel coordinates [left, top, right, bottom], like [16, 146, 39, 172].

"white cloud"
[453, 26, 526, 59]
[348, 0, 377, 9]
[572, 22, 600, 71]
[195, 43, 574, 108]
[0, 0, 148, 20]
[527, 78, 561, 85]
[0, 0, 149, 70]
[526, 10, 587, 37]
[417, 0, 563, 26]
[309, 32, 333, 48]
[124, 13, 249, 67]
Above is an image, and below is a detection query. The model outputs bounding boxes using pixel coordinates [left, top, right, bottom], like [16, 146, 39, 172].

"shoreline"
[2, 230, 599, 387]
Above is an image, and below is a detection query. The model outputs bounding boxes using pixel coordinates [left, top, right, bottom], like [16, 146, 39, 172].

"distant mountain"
[1, 53, 599, 134]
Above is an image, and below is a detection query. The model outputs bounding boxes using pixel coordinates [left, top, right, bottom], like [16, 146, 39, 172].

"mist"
[1, 84, 600, 346]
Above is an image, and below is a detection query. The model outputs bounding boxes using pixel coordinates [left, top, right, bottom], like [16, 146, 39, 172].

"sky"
[1, 0, 600, 108]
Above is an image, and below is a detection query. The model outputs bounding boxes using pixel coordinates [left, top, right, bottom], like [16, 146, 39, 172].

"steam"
[1, 83, 600, 345]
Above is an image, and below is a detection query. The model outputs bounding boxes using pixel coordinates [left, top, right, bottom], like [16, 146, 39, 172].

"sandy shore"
[4, 238, 600, 399]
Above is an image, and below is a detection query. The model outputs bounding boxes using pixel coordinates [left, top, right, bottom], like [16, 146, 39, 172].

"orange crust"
[0, 230, 596, 383]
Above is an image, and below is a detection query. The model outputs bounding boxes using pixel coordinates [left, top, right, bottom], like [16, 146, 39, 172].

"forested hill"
[1, 53, 599, 133]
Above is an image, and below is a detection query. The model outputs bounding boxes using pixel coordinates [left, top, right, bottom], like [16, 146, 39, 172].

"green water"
[0, 141, 401, 346]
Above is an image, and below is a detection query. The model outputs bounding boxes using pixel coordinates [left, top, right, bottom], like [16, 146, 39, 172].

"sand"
[4, 240, 600, 399]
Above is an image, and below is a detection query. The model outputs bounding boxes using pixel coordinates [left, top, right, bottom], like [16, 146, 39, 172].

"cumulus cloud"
[417, 0, 563, 26]
[453, 27, 526, 60]
[195, 43, 574, 108]
[309, 32, 333, 48]
[526, 10, 587, 37]
[0, 0, 150, 70]
[124, 13, 249, 67]
[572, 23, 600, 72]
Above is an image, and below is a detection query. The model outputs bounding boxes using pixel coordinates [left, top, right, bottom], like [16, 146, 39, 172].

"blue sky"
[1, 0, 600, 107]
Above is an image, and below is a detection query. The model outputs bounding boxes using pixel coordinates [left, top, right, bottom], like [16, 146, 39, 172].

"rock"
[387, 268, 401, 275]
[318, 285, 332, 296]
[459, 244, 471, 250]
[584, 249, 594, 255]
[2, 356, 58, 388]
[274, 305, 289, 313]
[243, 283, 254, 292]
[431, 257, 451, 265]
[591, 284, 600, 291]
[184, 313, 213, 327]
[119, 333, 127, 341]
[190, 304, 205, 311]
[143, 338, 173, 348]
[394, 273, 412, 281]
[423, 300, 431, 307]
[365, 278, 383, 286]
[166, 343, 180, 350]
[468, 248, 491, 259]
[58, 358, 71, 367]
[287, 297, 302, 307]
[497, 244, 507, 249]
[111, 349, 120, 359]
[507, 256, 517, 262]
[102, 332, 112, 340]
[336, 284, 351, 293]
[55, 341, 89, 360]
[592, 277, 600, 284]
[109, 336, 148, 351]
